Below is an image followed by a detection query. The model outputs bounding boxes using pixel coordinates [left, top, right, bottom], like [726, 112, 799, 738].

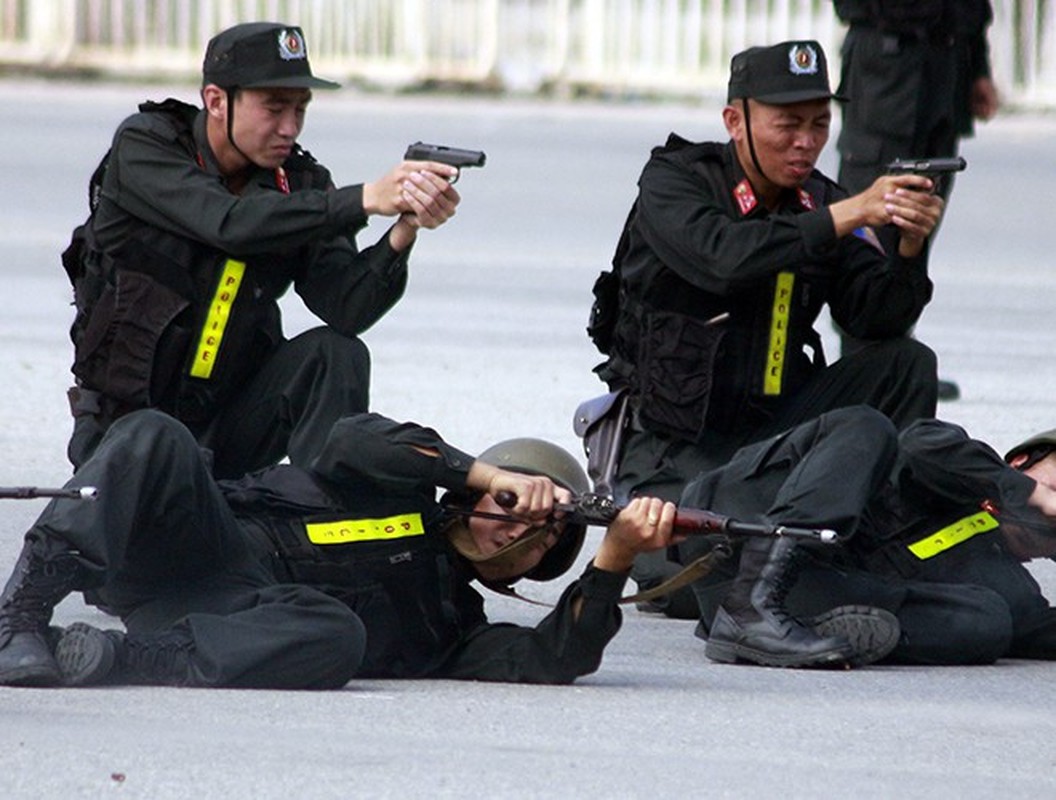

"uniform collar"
[193, 109, 285, 193]
[724, 141, 817, 216]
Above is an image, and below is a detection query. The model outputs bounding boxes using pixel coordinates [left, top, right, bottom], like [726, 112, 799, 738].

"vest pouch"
[73, 268, 192, 408]
[286, 536, 459, 679]
[587, 269, 619, 355]
[635, 309, 726, 442]
[258, 500, 461, 679]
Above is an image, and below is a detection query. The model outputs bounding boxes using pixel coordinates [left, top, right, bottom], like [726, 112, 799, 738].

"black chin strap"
[225, 87, 254, 166]
[742, 98, 773, 187]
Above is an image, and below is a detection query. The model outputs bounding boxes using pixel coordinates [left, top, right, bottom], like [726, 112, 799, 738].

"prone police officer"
[0, 410, 678, 687]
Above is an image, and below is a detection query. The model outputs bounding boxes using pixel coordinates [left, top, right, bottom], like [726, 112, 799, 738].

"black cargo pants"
[36, 409, 365, 688]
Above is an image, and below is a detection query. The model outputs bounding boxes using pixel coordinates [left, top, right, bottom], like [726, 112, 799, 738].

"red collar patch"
[733, 179, 757, 215]
[275, 166, 290, 194]
[796, 187, 815, 210]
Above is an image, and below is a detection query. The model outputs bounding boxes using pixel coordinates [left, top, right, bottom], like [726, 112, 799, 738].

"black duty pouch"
[635, 309, 727, 442]
[72, 268, 192, 409]
[586, 268, 620, 355]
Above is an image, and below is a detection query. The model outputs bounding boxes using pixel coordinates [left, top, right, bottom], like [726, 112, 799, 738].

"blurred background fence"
[1, 0, 1053, 107]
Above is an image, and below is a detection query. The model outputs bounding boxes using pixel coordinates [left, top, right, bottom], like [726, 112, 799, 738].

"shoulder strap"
[284, 144, 332, 191]
[65, 98, 199, 286]
[84, 99, 198, 215]
[137, 97, 199, 157]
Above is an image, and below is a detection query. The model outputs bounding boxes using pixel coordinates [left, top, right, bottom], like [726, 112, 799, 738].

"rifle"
[475, 491, 838, 543]
[404, 141, 486, 182]
[0, 486, 97, 500]
[454, 491, 837, 603]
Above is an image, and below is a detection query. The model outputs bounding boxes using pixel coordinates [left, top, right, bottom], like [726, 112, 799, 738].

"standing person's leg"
[201, 327, 372, 479]
[833, 26, 961, 398]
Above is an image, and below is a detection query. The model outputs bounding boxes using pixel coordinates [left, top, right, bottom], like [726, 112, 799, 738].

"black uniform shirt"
[605, 137, 933, 436]
[91, 105, 410, 338]
[859, 419, 1056, 656]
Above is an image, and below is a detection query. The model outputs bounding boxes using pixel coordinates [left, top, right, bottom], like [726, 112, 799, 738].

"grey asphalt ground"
[1, 79, 1055, 799]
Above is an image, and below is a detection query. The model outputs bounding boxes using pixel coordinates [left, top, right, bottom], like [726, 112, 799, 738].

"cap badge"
[277, 29, 307, 61]
[788, 43, 818, 76]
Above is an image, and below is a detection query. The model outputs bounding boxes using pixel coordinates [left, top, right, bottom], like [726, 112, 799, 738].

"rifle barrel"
[0, 486, 97, 500]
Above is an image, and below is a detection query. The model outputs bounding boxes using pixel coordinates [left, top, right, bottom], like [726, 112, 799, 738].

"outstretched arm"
[436, 496, 680, 684]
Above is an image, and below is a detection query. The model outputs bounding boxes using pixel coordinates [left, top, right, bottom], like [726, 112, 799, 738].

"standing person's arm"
[966, 2, 999, 121]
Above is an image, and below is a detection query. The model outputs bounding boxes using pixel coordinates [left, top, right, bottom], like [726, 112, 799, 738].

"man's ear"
[201, 84, 227, 119]
[1008, 452, 1029, 470]
[722, 104, 742, 139]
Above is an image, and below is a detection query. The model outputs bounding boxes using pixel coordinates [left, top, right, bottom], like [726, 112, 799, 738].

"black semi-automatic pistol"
[404, 142, 486, 181]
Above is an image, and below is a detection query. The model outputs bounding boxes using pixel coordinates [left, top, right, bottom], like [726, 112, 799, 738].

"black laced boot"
[0, 537, 82, 686]
[806, 606, 902, 667]
[704, 537, 854, 668]
[56, 623, 197, 687]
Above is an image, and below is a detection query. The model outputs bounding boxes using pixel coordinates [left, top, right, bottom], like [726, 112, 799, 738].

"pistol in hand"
[404, 141, 486, 182]
[887, 156, 967, 194]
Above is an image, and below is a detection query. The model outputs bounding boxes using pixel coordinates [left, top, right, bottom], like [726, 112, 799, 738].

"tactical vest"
[222, 466, 482, 678]
[63, 99, 331, 423]
[593, 139, 828, 443]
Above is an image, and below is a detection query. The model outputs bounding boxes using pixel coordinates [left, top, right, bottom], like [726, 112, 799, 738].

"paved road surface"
[1, 80, 1054, 799]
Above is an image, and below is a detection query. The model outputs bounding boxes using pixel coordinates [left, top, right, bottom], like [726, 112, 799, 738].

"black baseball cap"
[727, 40, 845, 104]
[202, 22, 340, 90]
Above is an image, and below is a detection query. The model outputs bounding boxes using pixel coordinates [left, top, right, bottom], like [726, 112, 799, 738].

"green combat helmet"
[475, 437, 591, 582]
[1005, 428, 1056, 465]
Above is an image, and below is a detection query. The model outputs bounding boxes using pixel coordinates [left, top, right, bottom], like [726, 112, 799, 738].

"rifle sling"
[618, 543, 732, 606]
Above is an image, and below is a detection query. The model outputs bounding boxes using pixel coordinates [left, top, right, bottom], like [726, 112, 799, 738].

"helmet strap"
[446, 518, 556, 571]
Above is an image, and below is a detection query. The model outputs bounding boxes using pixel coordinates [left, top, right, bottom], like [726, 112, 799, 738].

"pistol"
[404, 142, 486, 182]
[887, 156, 967, 176]
[887, 156, 967, 192]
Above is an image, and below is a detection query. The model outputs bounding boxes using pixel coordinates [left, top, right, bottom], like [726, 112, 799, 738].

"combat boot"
[56, 622, 197, 687]
[0, 537, 82, 686]
[704, 537, 854, 668]
[806, 605, 901, 667]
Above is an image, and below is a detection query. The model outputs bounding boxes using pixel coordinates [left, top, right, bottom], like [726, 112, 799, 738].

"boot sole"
[807, 605, 901, 667]
[704, 637, 853, 668]
[0, 662, 62, 687]
[0, 629, 63, 687]
[55, 623, 117, 686]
